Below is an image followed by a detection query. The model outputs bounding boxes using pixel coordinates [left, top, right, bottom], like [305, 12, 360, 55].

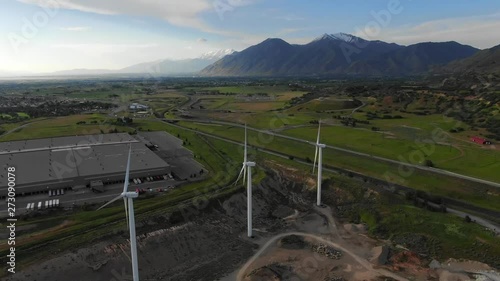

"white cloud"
[17, 0, 210, 31]
[50, 43, 159, 54]
[17, 0, 257, 35]
[58, 26, 91, 31]
[354, 13, 500, 49]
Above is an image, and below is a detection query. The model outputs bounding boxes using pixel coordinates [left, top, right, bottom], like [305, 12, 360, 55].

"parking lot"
[137, 131, 206, 180]
[0, 175, 182, 217]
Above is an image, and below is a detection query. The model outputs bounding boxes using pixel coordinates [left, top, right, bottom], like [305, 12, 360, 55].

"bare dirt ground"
[3, 168, 499, 281]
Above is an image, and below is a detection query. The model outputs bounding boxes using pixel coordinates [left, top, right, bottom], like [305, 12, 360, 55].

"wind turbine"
[97, 145, 140, 281]
[312, 120, 326, 207]
[235, 124, 256, 238]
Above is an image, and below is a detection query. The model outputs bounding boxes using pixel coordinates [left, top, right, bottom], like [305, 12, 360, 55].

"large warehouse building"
[0, 133, 170, 198]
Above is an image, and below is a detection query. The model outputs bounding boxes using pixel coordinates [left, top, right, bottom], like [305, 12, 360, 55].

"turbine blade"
[316, 120, 321, 145]
[313, 146, 318, 174]
[124, 197, 129, 229]
[244, 123, 248, 163]
[123, 145, 132, 194]
[234, 165, 245, 186]
[242, 165, 247, 184]
[97, 194, 123, 211]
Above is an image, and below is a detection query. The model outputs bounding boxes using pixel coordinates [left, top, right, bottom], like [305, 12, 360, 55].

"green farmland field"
[173, 120, 500, 212]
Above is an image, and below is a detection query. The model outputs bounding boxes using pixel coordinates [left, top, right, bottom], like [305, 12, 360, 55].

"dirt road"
[236, 203, 409, 281]
[236, 231, 409, 281]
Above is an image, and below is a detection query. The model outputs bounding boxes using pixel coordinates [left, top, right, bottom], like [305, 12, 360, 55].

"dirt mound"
[245, 264, 302, 281]
[370, 245, 390, 266]
[437, 270, 470, 280]
[221, 170, 312, 235]
[389, 250, 435, 278]
[324, 277, 345, 281]
[277, 235, 307, 250]
[245, 267, 281, 281]
[441, 258, 492, 272]
[343, 223, 367, 233]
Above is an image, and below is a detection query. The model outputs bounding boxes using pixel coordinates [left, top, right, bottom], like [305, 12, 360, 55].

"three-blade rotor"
[235, 124, 249, 185]
[313, 120, 321, 174]
[97, 144, 133, 228]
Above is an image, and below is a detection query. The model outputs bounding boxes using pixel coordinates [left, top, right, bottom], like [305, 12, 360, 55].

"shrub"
[424, 159, 435, 167]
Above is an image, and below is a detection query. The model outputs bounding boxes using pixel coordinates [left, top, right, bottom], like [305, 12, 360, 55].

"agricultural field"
[132, 91, 188, 115]
[15, 83, 155, 101]
[173, 120, 500, 212]
[0, 112, 29, 119]
[192, 96, 293, 112]
[0, 114, 132, 141]
[189, 94, 360, 128]
[203, 111, 316, 128]
[194, 85, 307, 96]
[173, 88, 499, 182]
[282, 122, 500, 183]
[177, 101, 500, 182]
[16, 112, 30, 118]
[186, 89, 306, 113]
[287, 97, 362, 112]
[285, 124, 461, 161]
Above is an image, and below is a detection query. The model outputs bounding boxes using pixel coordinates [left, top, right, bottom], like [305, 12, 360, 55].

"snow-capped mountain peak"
[314, 33, 359, 43]
[199, 49, 236, 60]
[331, 32, 357, 42]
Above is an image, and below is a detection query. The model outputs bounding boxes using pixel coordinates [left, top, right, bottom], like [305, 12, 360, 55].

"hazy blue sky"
[1, 0, 499, 72]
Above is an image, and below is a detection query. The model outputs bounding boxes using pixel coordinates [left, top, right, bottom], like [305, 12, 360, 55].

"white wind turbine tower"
[97, 145, 140, 281]
[312, 120, 326, 207]
[235, 124, 255, 238]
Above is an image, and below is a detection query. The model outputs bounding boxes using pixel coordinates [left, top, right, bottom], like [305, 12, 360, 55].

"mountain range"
[440, 44, 500, 74]
[120, 49, 235, 75]
[200, 33, 482, 77]
[40, 49, 236, 77]
[3, 33, 499, 78]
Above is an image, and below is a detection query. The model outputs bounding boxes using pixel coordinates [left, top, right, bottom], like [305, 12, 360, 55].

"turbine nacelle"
[122, 192, 139, 199]
[315, 143, 326, 148]
[244, 161, 256, 167]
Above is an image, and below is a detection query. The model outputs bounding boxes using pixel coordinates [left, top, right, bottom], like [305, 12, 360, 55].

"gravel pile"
[324, 277, 345, 281]
[311, 243, 342, 260]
